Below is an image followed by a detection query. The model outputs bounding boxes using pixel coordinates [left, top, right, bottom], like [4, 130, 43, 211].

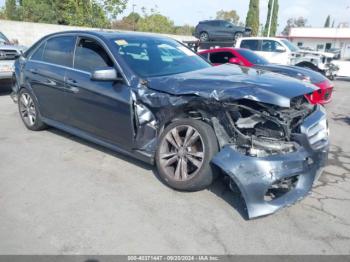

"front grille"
[0, 49, 18, 60]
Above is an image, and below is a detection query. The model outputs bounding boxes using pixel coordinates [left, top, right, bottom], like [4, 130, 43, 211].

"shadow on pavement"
[48, 127, 249, 220]
[332, 113, 350, 125]
[0, 79, 13, 95]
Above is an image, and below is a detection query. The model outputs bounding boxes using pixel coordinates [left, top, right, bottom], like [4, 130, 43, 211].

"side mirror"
[276, 46, 286, 53]
[229, 57, 241, 65]
[91, 68, 122, 81]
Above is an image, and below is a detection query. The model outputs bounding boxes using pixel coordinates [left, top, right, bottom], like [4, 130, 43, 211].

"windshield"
[281, 39, 299, 52]
[113, 37, 211, 77]
[237, 49, 269, 65]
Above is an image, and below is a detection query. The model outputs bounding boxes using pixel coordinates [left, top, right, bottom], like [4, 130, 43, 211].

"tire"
[199, 32, 209, 42]
[155, 118, 219, 192]
[18, 88, 47, 131]
[234, 32, 243, 40]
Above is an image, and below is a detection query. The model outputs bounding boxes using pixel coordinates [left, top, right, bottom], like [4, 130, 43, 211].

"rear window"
[43, 36, 75, 67]
[240, 40, 259, 51]
[209, 52, 235, 64]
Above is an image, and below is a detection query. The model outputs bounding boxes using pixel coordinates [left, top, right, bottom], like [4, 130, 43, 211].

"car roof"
[238, 37, 287, 41]
[41, 30, 173, 42]
[199, 20, 226, 23]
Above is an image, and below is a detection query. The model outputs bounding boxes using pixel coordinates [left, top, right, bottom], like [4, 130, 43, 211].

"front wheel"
[155, 119, 219, 191]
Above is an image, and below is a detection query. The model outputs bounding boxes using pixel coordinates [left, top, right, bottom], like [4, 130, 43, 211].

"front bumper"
[212, 106, 329, 219]
[0, 60, 15, 80]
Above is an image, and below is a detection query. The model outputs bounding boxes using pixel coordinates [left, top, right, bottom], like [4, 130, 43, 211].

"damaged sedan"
[12, 31, 329, 218]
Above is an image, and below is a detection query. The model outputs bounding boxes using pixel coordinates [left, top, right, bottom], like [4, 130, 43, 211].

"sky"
[1, 0, 350, 33]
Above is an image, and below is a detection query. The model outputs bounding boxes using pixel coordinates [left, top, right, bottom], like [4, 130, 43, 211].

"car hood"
[146, 64, 317, 108]
[254, 64, 326, 84]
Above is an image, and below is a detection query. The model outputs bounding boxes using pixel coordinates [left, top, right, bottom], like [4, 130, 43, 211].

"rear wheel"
[156, 119, 219, 191]
[199, 32, 209, 42]
[18, 88, 47, 131]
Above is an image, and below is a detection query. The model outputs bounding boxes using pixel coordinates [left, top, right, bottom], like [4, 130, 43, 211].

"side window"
[43, 36, 75, 67]
[210, 21, 220, 27]
[262, 40, 283, 52]
[74, 38, 114, 73]
[199, 53, 209, 61]
[209, 52, 235, 64]
[30, 42, 46, 61]
[240, 40, 259, 51]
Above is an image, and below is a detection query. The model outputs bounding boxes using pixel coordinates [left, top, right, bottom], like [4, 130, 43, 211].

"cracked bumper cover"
[212, 106, 329, 219]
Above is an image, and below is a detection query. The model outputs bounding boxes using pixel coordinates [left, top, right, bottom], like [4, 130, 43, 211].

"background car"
[198, 47, 334, 105]
[194, 20, 251, 42]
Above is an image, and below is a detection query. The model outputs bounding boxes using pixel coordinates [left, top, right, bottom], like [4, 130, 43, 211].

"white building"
[287, 27, 350, 59]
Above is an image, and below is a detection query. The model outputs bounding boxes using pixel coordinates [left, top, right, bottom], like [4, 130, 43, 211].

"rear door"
[64, 36, 133, 149]
[220, 21, 235, 40]
[25, 35, 75, 123]
[209, 21, 224, 39]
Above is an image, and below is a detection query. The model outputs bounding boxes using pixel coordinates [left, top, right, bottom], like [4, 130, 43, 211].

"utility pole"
[132, 2, 137, 31]
[267, 0, 275, 37]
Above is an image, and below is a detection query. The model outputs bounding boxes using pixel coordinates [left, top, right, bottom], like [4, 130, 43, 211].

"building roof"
[289, 27, 350, 39]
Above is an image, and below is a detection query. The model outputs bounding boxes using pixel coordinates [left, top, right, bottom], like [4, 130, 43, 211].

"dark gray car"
[194, 20, 251, 42]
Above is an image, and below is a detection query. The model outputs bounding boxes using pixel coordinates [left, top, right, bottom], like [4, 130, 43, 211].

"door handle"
[65, 78, 79, 93]
[66, 78, 78, 85]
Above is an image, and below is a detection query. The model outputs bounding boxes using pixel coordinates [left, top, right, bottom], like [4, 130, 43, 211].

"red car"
[198, 48, 334, 105]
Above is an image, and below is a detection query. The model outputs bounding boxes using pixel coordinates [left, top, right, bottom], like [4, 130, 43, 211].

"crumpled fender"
[212, 143, 328, 219]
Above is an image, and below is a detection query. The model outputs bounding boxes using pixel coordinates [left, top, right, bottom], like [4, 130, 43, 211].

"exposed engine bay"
[222, 96, 315, 157]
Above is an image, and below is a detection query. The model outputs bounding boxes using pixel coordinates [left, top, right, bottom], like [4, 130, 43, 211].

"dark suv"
[194, 20, 251, 42]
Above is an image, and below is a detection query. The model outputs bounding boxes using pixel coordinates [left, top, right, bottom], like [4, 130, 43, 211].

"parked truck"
[235, 37, 339, 80]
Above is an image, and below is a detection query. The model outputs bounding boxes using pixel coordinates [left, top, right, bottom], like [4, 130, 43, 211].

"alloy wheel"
[199, 32, 209, 42]
[19, 92, 37, 127]
[159, 125, 205, 181]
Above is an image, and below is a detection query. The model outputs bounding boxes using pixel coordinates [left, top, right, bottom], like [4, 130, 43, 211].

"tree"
[173, 24, 195, 36]
[281, 17, 308, 36]
[246, 0, 260, 36]
[4, 0, 20, 20]
[99, 0, 128, 20]
[324, 15, 331, 28]
[263, 0, 279, 36]
[137, 14, 174, 34]
[136, 8, 174, 34]
[216, 10, 240, 25]
[1, 0, 128, 28]
[112, 12, 141, 31]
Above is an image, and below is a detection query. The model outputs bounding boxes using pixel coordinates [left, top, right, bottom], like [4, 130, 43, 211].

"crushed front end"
[211, 96, 329, 218]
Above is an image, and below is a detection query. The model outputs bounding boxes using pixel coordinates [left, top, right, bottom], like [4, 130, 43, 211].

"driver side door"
[64, 36, 134, 149]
